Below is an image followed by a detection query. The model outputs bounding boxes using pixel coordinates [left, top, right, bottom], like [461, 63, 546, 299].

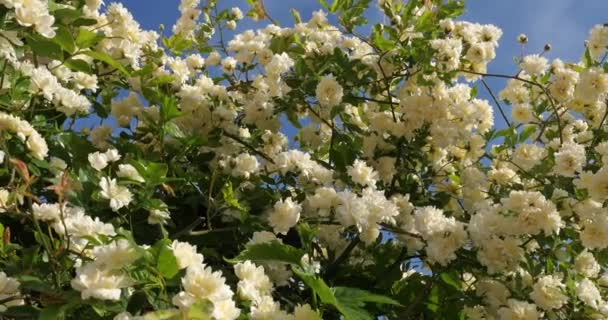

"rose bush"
[0, 0, 607, 319]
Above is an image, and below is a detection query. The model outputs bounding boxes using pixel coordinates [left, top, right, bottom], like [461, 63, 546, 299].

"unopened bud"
[517, 33, 528, 44]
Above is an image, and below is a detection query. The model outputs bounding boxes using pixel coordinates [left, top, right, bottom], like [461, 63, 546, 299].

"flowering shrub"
[0, 0, 608, 319]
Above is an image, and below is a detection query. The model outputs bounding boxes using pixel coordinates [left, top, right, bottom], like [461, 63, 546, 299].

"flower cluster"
[0, 0, 607, 319]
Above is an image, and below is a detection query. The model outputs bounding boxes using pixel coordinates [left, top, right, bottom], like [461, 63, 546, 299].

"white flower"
[12, 0, 56, 38]
[587, 24, 608, 59]
[178, 264, 234, 304]
[148, 208, 170, 225]
[111, 92, 142, 127]
[211, 299, 240, 320]
[232, 153, 259, 179]
[414, 206, 467, 266]
[89, 125, 112, 150]
[234, 261, 273, 302]
[307, 187, 339, 216]
[104, 149, 122, 162]
[71, 263, 130, 301]
[521, 54, 548, 75]
[92, 239, 139, 270]
[497, 299, 540, 320]
[113, 312, 133, 320]
[117, 164, 144, 182]
[231, 7, 243, 20]
[347, 159, 379, 187]
[553, 142, 586, 177]
[73, 72, 98, 91]
[576, 278, 602, 310]
[32, 203, 61, 221]
[49, 157, 67, 173]
[0, 189, 9, 212]
[265, 53, 294, 76]
[0, 272, 23, 312]
[99, 177, 133, 211]
[206, 51, 221, 66]
[0, 150, 4, 164]
[88, 152, 108, 171]
[170, 240, 204, 270]
[221, 57, 237, 73]
[55, 89, 91, 115]
[316, 74, 343, 108]
[575, 250, 601, 278]
[530, 275, 568, 310]
[268, 197, 302, 235]
[512, 144, 546, 170]
[247, 231, 280, 245]
[575, 167, 608, 202]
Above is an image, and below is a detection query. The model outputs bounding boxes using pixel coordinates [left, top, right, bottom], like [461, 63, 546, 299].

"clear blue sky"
[113, 0, 608, 131]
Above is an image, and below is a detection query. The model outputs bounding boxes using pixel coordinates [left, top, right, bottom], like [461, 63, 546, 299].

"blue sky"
[114, 0, 608, 131]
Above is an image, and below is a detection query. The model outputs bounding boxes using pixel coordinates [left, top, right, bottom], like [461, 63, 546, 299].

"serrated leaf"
[160, 95, 181, 122]
[292, 265, 337, 305]
[227, 241, 305, 265]
[27, 35, 63, 60]
[64, 59, 92, 74]
[156, 241, 179, 279]
[222, 181, 245, 211]
[54, 26, 76, 54]
[76, 28, 104, 48]
[164, 122, 185, 139]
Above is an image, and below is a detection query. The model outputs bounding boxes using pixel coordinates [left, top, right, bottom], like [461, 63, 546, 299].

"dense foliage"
[0, 0, 608, 319]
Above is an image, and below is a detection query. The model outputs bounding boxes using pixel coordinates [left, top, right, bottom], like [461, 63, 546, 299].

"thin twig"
[223, 131, 275, 164]
[480, 78, 511, 128]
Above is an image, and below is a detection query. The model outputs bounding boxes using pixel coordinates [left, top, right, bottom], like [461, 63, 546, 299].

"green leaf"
[156, 240, 180, 279]
[27, 35, 63, 60]
[64, 59, 92, 74]
[333, 286, 402, 306]
[75, 28, 104, 48]
[72, 17, 99, 27]
[292, 265, 337, 305]
[18, 275, 55, 293]
[222, 181, 246, 211]
[289, 8, 302, 23]
[584, 48, 594, 68]
[318, 0, 330, 10]
[54, 26, 76, 54]
[136, 309, 180, 320]
[519, 124, 538, 142]
[53, 8, 81, 22]
[83, 50, 130, 76]
[164, 122, 185, 139]
[470, 86, 478, 99]
[330, 0, 343, 13]
[439, 272, 462, 291]
[38, 305, 65, 320]
[160, 95, 181, 122]
[184, 301, 213, 320]
[227, 241, 305, 265]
